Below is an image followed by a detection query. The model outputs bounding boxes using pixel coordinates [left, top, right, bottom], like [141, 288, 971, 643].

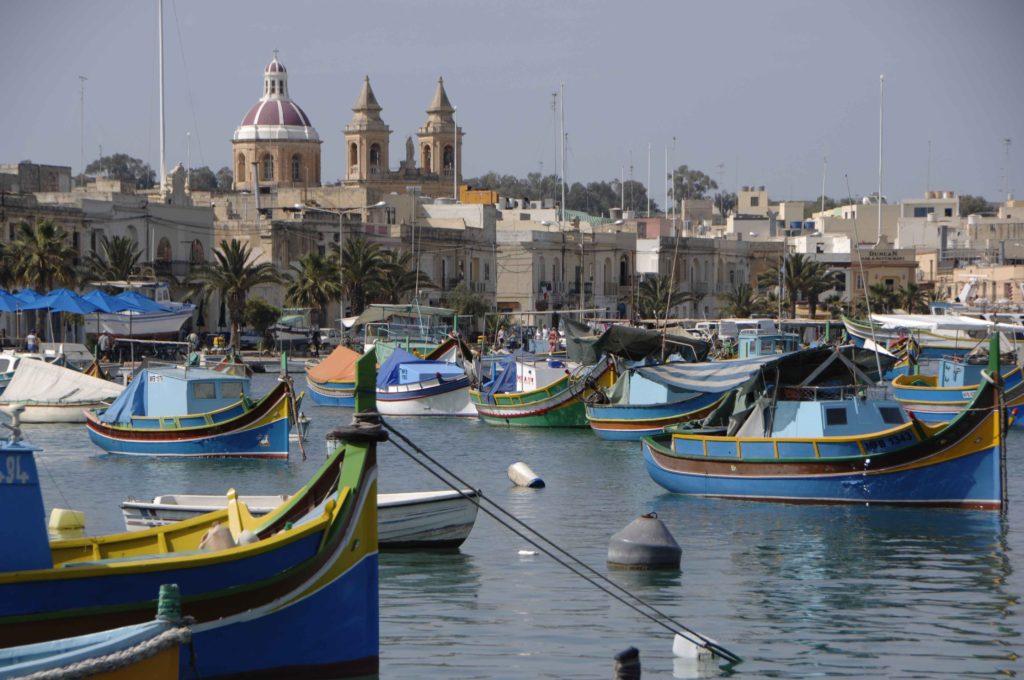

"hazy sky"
[3, 0, 1021, 204]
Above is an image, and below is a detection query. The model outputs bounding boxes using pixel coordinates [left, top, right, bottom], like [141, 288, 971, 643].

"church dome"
[233, 52, 319, 142]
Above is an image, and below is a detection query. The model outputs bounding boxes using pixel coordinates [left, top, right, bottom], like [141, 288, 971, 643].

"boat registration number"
[862, 430, 914, 453]
[1, 455, 32, 485]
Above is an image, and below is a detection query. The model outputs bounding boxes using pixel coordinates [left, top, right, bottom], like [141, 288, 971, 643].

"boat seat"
[61, 547, 210, 568]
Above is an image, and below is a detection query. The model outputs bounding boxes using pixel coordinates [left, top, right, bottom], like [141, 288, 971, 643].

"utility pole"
[78, 75, 87, 186]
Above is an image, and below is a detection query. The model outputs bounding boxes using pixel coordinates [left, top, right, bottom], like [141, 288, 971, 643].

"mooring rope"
[382, 420, 742, 665]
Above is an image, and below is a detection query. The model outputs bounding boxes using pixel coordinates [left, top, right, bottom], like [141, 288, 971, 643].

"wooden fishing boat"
[842, 313, 1017, 359]
[306, 345, 362, 407]
[0, 358, 123, 423]
[892, 357, 1024, 427]
[586, 331, 796, 441]
[84, 366, 297, 459]
[0, 586, 190, 679]
[0, 352, 381, 677]
[376, 338, 476, 417]
[643, 342, 1006, 509]
[121, 488, 479, 550]
[471, 355, 614, 427]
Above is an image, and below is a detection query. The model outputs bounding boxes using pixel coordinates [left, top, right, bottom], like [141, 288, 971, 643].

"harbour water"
[27, 372, 1023, 678]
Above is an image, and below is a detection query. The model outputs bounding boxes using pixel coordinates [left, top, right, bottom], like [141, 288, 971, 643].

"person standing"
[97, 331, 112, 360]
[547, 326, 559, 354]
[496, 325, 506, 350]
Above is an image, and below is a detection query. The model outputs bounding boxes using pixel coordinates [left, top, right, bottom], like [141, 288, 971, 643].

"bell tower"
[417, 77, 462, 181]
[343, 76, 391, 181]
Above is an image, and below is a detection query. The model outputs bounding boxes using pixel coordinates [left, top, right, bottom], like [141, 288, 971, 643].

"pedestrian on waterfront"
[310, 330, 321, 358]
[497, 325, 506, 349]
[547, 326, 559, 354]
[187, 330, 200, 353]
[98, 331, 112, 360]
[25, 329, 39, 354]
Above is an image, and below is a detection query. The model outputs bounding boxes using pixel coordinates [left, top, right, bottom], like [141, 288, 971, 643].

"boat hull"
[377, 376, 475, 417]
[842, 315, 978, 358]
[84, 382, 293, 459]
[307, 378, 356, 407]
[84, 307, 195, 338]
[586, 391, 725, 441]
[893, 368, 1024, 428]
[121, 490, 480, 550]
[642, 383, 1003, 509]
[9, 402, 109, 424]
[471, 360, 612, 428]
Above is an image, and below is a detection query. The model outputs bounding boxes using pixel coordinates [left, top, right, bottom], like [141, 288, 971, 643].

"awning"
[635, 353, 792, 393]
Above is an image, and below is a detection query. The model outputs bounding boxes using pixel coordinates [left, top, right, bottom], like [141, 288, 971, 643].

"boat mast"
[876, 74, 884, 245]
[158, 0, 166, 193]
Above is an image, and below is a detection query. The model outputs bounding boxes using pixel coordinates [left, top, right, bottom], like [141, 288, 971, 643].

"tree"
[801, 263, 840, 319]
[721, 284, 763, 318]
[758, 253, 836, 318]
[8, 219, 79, 336]
[80, 234, 142, 284]
[376, 249, 432, 304]
[244, 297, 281, 348]
[215, 167, 234, 192]
[670, 165, 718, 204]
[959, 194, 991, 217]
[637, 275, 691, 319]
[332, 236, 385, 316]
[898, 281, 928, 313]
[868, 283, 899, 314]
[85, 153, 156, 189]
[446, 281, 491, 335]
[187, 166, 218, 191]
[187, 239, 283, 350]
[284, 252, 342, 330]
[713, 191, 737, 217]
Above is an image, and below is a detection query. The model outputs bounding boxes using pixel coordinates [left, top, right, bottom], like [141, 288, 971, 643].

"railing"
[776, 384, 887, 402]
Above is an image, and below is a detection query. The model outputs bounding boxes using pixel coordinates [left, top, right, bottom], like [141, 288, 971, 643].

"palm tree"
[758, 253, 809, 318]
[8, 220, 79, 335]
[867, 282, 899, 314]
[376, 250, 433, 304]
[899, 281, 928, 314]
[637, 275, 691, 319]
[801, 262, 840, 319]
[721, 284, 762, 318]
[332, 236, 385, 315]
[188, 239, 283, 350]
[284, 252, 342, 330]
[821, 293, 848, 319]
[80, 234, 143, 285]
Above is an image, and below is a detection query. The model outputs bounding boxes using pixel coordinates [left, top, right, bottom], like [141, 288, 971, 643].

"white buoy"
[672, 633, 717, 660]
[517, 549, 537, 556]
[48, 508, 86, 532]
[507, 462, 545, 488]
[607, 512, 681, 570]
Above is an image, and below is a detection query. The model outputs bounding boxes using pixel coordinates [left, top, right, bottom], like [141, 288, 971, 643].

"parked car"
[318, 328, 342, 350]
[239, 329, 261, 350]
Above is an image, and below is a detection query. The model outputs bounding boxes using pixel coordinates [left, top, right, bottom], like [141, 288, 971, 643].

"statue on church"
[405, 136, 415, 165]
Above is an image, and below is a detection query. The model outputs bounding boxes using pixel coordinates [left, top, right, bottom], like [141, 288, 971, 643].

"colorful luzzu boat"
[471, 355, 613, 427]
[892, 357, 1024, 427]
[643, 341, 1006, 509]
[375, 338, 476, 417]
[0, 350, 381, 676]
[306, 345, 362, 407]
[85, 366, 296, 459]
[842, 313, 1017, 359]
[586, 331, 797, 441]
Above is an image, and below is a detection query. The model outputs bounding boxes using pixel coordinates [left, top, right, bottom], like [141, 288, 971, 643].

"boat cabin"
[479, 357, 571, 394]
[737, 329, 800, 359]
[104, 366, 251, 421]
[733, 394, 908, 439]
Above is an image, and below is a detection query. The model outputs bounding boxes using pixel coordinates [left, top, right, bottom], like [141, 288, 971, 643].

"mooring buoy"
[607, 512, 681, 570]
[613, 646, 641, 679]
[508, 462, 545, 488]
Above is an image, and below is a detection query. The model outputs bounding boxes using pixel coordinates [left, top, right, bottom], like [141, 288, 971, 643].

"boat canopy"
[99, 366, 250, 422]
[635, 353, 788, 393]
[2, 359, 123, 405]
[352, 304, 455, 328]
[479, 354, 517, 403]
[376, 348, 420, 389]
[871, 313, 1024, 334]
[563, 319, 710, 365]
[307, 345, 362, 384]
[99, 370, 148, 424]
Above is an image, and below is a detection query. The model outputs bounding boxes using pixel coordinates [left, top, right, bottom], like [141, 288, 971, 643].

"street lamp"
[293, 201, 386, 323]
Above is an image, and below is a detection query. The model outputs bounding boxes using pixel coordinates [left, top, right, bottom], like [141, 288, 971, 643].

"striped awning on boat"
[635, 353, 792, 393]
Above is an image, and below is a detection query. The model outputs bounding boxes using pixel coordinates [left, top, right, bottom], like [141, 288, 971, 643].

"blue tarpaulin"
[99, 369, 149, 424]
[481, 355, 517, 403]
[376, 348, 420, 389]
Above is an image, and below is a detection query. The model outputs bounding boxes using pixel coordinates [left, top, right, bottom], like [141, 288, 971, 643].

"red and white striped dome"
[233, 52, 319, 142]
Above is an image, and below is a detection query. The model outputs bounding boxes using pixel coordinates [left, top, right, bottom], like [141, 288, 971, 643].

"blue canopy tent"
[20, 288, 99, 343]
[11, 289, 45, 345]
[83, 289, 134, 314]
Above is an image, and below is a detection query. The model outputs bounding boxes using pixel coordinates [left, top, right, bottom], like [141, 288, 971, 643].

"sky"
[3, 0, 1022, 205]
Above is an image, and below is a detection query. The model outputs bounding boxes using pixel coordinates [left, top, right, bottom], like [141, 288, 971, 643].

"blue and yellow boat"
[892, 357, 1024, 427]
[642, 343, 1005, 509]
[85, 366, 296, 459]
[306, 345, 362, 407]
[0, 352, 381, 677]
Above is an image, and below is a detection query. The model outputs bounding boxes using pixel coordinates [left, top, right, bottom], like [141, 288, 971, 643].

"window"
[192, 382, 216, 399]
[262, 155, 274, 181]
[156, 237, 172, 262]
[484, 262, 490, 281]
[878, 406, 903, 425]
[190, 240, 204, 263]
[944, 208, 953, 217]
[291, 155, 302, 182]
[913, 207, 934, 218]
[825, 408, 848, 426]
[236, 154, 246, 182]
[220, 381, 244, 399]
[750, 196, 760, 207]
[442, 145, 454, 169]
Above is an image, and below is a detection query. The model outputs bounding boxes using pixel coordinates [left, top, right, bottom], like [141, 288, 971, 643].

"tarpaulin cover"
[2, 358, 123, 406]
[22, 288, 99, 314]
[376, 348, 420, 389]
[116, 290, 172, 313]
[99, 369, 148, 424]
[307, 345, 362, 384]
[480, 354, 517, 403]
[635, 353, 790, 394]
[563, 318, 709, 365]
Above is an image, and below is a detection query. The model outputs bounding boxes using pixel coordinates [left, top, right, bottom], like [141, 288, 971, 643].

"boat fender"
[199, 523, 236, 551]
[607, 512, 681, 571]
[48, 508, 86, 531]
[508, 462, 544, 488]
[237, 529, 260, 545]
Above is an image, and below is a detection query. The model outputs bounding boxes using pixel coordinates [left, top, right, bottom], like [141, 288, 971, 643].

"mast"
[158, 0, 166, 192]
[876, 74, 884, 244]
[559, 81, 565, 230]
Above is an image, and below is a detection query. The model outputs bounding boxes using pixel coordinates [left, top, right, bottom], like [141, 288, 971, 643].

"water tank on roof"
[925, 191, 936, 199]
[944, 191, 955, 199]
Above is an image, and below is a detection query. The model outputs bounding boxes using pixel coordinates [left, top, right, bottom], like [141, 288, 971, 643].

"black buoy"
[613, 646, 641, 679]
[607, 512, 681, 571]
